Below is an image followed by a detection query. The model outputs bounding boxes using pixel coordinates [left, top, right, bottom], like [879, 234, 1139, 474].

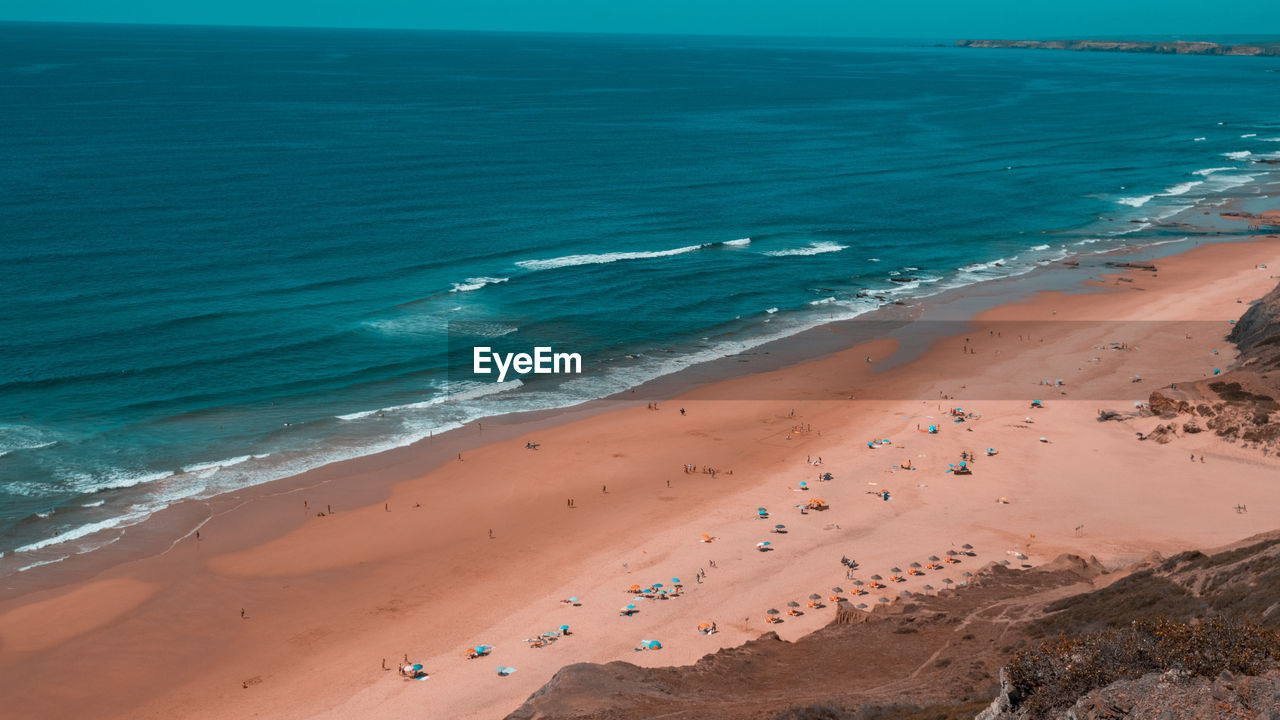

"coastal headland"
[957, 39, 1280, 56]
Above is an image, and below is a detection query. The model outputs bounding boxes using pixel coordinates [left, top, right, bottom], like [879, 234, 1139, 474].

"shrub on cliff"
[1005, 617, 1280, 715]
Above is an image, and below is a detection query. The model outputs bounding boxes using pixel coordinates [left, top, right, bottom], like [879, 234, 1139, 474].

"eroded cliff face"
[1142, 279, 1280, 450]
[956, 39, 1280, 57]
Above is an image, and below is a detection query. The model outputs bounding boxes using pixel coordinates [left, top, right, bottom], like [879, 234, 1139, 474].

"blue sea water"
[2, 22, 1279, 567]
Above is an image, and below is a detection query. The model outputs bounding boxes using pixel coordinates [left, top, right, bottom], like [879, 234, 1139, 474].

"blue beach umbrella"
[568, 597, 579, 603]
[626, 604, 636, 610]
[559, 625, 569, 632]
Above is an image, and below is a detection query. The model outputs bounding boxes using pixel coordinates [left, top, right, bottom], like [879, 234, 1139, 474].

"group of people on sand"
[683, 463, 726, 477]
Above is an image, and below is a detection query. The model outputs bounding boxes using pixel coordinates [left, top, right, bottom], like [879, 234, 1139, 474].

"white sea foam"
[1193, 137, 1206, 141]
[1030, 244, 1050, 251]
[17, 556, 69, 572]
[1224, 151, 1253, 160]
[960, 258, 1008, 273]
[1262, 137, 1280, 142]
[70, 469, 175, 494]
[516, 245, 701, 271]
[1193, 167, 1236, 176]
[81, 500, 105, 508]
[1242, 133, 1257, 138]
[35, 510, 53, 519]
[1116, 195, 1154, 208]
[809, 297, 837, 305]
[762, 241, 848, 257]
[450, 276, 509, 292]
[182, 455, 252, 475]
[14, 510, 152, 553]
[1161, 181, 1203, 196]
[722, 238, 751, 246]
[765, 307, 778, 314]
[337, 381, 524, 421]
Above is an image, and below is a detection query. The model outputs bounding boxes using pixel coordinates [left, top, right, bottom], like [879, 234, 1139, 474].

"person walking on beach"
[680, 408, 686, 415]
[240, 608, 246, 619]
[488, 529, 494, 539]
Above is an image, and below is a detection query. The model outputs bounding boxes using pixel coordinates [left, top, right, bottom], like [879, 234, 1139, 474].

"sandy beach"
[4, 234, 1280, 719]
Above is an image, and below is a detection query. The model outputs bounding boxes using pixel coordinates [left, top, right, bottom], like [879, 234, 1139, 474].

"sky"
[3, 0, 1279, 38]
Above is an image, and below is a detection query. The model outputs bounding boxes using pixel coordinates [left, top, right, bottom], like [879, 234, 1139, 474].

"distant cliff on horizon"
[957, 39, 1280, 56]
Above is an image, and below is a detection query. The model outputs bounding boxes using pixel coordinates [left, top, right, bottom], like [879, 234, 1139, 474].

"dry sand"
[3, 237, 1280, 719]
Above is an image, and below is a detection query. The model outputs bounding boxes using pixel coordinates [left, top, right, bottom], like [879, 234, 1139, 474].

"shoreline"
[6, 164, 1277, 567]
[0, 226, 1250, 592]
[4, 230, 1280, 720]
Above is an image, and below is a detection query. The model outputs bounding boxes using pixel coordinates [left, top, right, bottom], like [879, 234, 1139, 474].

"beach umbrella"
[900, 590, 912, 597]
[856, 603, 868, 609]
[767, 608, 780, 615]
[626, 604, 636, 610]
[809, 593, 822, 600]
[928, 556, 940, 562]
[962, 544, 973, 550]
[568, 597, 579, 603]
[831, 586, 844, 593]
[890, 566, 902, 573]
[652, 583, 664, 588]
[671, 578, 680, 584]
[909, 562, 922, 569]
[757, 541, 772, 548]
[947, 549, 958, 556]
[757, 507, 768, 514]
[878, 597, 890, 604]
[962, 571, 973, 577]
[870, 574, 882, 581]
[852, 580, 864, 586]
[923, 584, 934, 591]
[559, 625, 569, 633]
[943, 578, 954, 585]
[787, 601, 800, 608]
[1001, 560, 1011, 566]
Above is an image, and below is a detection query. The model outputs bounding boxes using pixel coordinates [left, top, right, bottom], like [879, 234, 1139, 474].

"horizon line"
[3, 19, 1274, 44]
